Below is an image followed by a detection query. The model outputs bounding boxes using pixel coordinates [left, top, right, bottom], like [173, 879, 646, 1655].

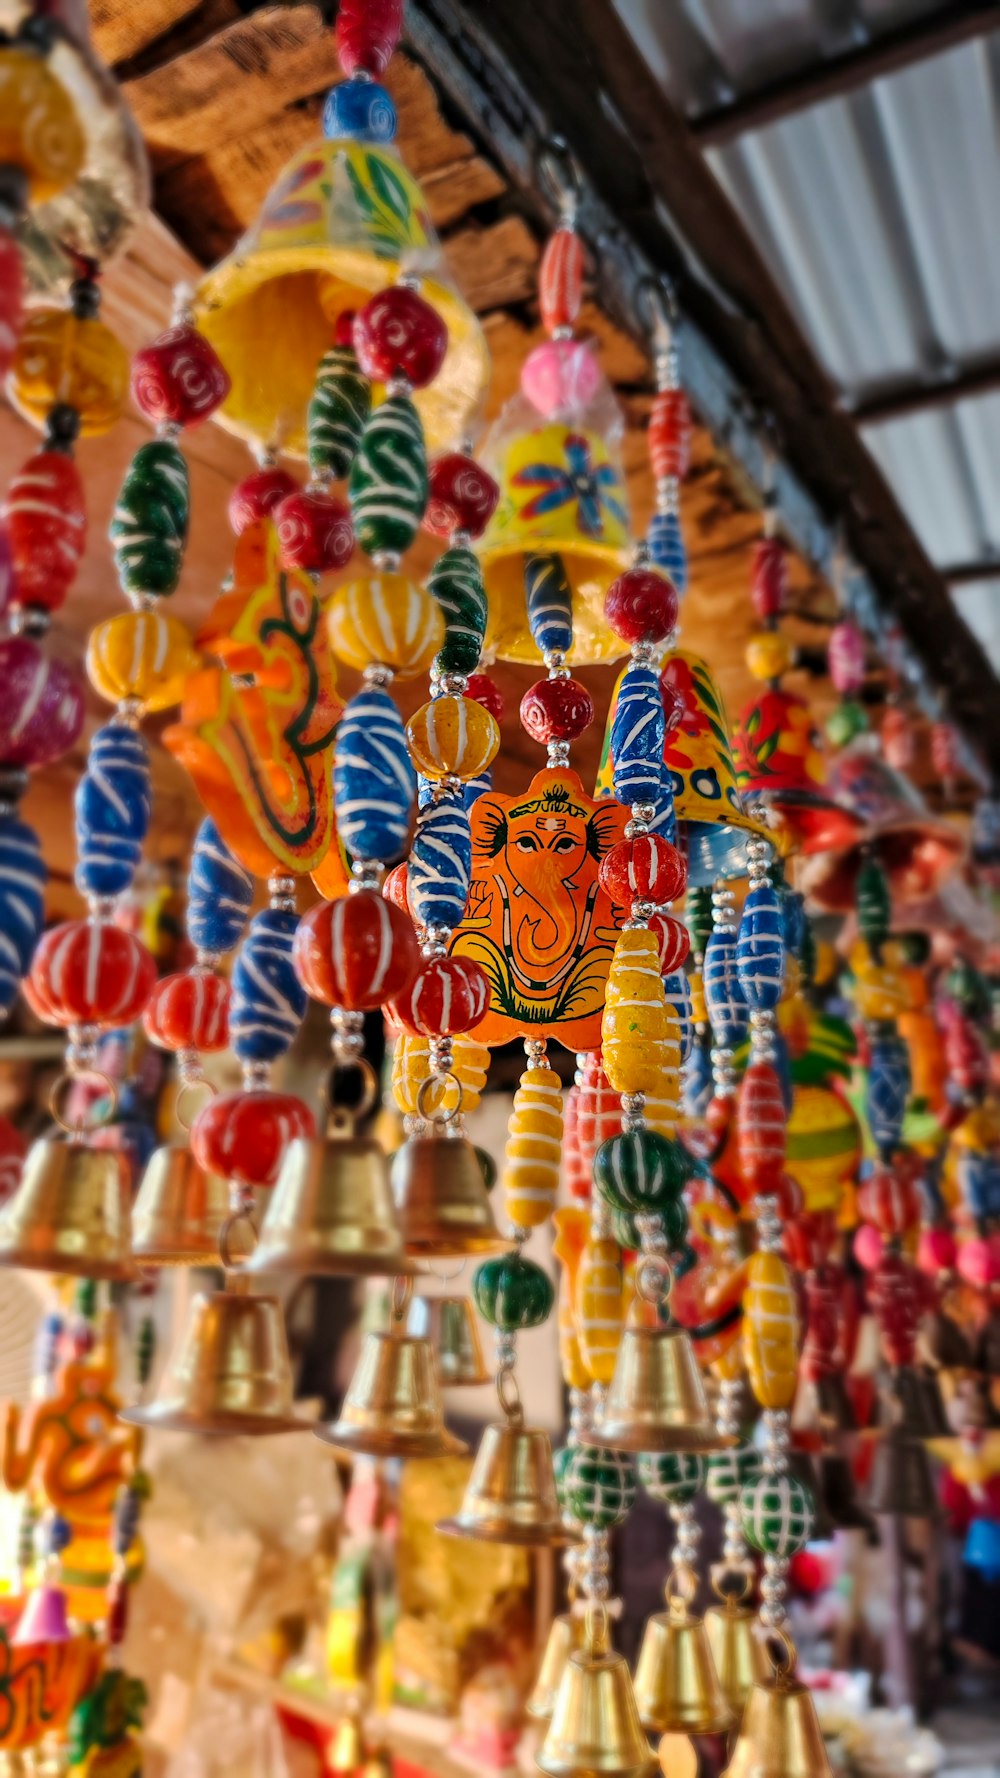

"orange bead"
[648, 390, 691, 481]
[406, 694, 499, 782]
[0, 48, 85, 201]
[539, 228, 584, 333]
[9, 309, 128, 437]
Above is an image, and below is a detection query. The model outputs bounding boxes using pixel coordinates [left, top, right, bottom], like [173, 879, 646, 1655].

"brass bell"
[437, 1411, 576, 1545]
[247, 1116, 409, 1278]
[527, 1613, 580, 1722]
[538, 1606, 655, 1778]
[328, 1713, 364, 1774]
[407, 1293, 489, 1387]
[723, 1653, 833, 1778]
[121, 1287, 312, 1435]
[868, 1426, 938, 1518]
[0, 1138, 133, 1280]
[391, 1135, 512, 1258]
[131, 1142, 235, 1267]
[792, 1372, 855, 1437]
[317, 1285, 468, 1459]
[591, 1317, 731, 1454]
[883, 1366, 951, 1441]
[704, 1590, 768, 1719]
[633, 1583, 734, 1736]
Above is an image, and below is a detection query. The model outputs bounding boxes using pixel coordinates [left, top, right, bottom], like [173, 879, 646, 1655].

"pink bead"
[0, 636, 84, 770]
[827, 621, 865, 698]
[353, 287, 448, 390]
[917, 1226, 956, 1277]
[520, 676, 594, 744]
[520, 338, 601, 418]
[5, 450, 86, 612]
[229, 468, 299, 536]
[599, 834, 687, 907]
[335, 0, 402, 77]
[274, 488, 353, 574]
[131, 324, 231, 427]
[605, 567, 678, 643]
[957, 1235, 1000, 1291]
[423, 453, 499, 540]
[0, 229, 23, 384]
[648, 910, 690, 974]
[466, 673, 503, 723]
[853, 1223, 883, 1272]
[539, 228, 584, 334]
[882, 706, 914, 771]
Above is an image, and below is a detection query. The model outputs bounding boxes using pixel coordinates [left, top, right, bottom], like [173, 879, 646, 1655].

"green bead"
[825, 700, 868, 748]
[740, 1471, 815, 1556]
[595, 1128, 691, 1217]
[565, 1446, 637, 1529]
[475, 1144, 497, 1192]
[428, 544, 487, 675]
[553, 1444, 576, 1514]
[308, 344, 371, 481]
[612, 1196, 687, 1254]
[75, 1278, 98, 1321]
[637, 1451, 705, 1506]
[856, 855, 891, 953]
[686, 885, 714, 961]
[472, 1253, 554, 1330]
[349, 392, 428, 556]
[705, 1443, 761, 1507]
[110, 439, 189, 597]
[136, 1315, 156, 1387]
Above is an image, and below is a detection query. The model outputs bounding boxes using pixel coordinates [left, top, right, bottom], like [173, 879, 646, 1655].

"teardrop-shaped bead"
[187, 818, 253, 957]
[524, 552, 572, 656]
[0, 814, 45, 1018]
[610, 664, 666, 808]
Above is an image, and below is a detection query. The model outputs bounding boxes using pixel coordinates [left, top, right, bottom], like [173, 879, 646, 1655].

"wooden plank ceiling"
[2, 2, 950, 914]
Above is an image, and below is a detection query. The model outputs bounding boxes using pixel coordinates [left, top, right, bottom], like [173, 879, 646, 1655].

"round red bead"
[605, 567, 678, 644]
[0, 229, 24, 385]
[228, 468, 299, 536]
[274, 488, 353, 575]
[131, 323, 231, 428]
[648, 389, 692, 482]
[423, 453, 499, 540]
[335, 0, 402, 77]
[539, 228, 584, 335]
[750, 537, 788, 622]
[390, 954, 489, 1037]
[191, 1088, 315, 1189]
[353, 287, 448, 390]
[293, 889, 419, 1010]
[0, 1115, 25, 1209]
[647, 910, 690, 974]
[382, 863, 411, 916]
[857, 1163, 920, 1239]
[144, 969, 230, 1053]
[520, 675, 594, 744]
[29, 920, 156, 1028]
[737, 1060, 787, 1196]
[5, 450, 86, 612]
[599, 834, 687, 907]
[466, 673, 504, 723]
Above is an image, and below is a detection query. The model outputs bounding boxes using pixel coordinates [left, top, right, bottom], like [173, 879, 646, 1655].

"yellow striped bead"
[602, 928, 678, 1097]
[326, 572, 443, 679]
[406, 694, 500, 782]
[502, 1064, 562, 1229]
[9, 309, 129, 437]
[391, 1032, 489, 1117]
[558, 1271, 590, 1391]
[576, 1236, 626, 1384]
[86, 610, 197, 712]
[640, 1064, 681, 1134]
[743, 1251, 800, 1410]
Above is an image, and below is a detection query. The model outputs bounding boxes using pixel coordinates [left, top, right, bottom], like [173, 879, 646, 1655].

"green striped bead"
[428, 544, 488, 675]
[705, 1444, 761, 1507]
[595, 1128, 691, 1217]
[740, 1471, 815, 1556]
[110, 439, 189, 597]
[612, 1196, 687, 1255]
[472, 1253, 553, 1330]
[349, 392, 428, 557]
[565, 1447, 637, 1529]
[308, 344, 371, 482]
[638, 1451, 705, 1506]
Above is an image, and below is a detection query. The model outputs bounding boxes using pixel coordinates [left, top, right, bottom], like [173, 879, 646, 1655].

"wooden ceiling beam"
[849, 353, 1000, 427]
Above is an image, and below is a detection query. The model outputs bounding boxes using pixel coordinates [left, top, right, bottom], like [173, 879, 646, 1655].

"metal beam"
[690, 3, 1000, 147]
[944, 562, 1000, 587]
[849, 354, 1000, 427]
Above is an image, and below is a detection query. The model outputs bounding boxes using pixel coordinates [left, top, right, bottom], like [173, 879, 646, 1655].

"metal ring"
[710, 1563, 753, 1605]
[424, 1257, 467, 1284]
[496, 1366, 523, 1425]
[48, 1069, 118, 1137]
[761, 1627, 797, 1678]
[635, 1251, 673, 1307]
[415, 1070, 463, 1125]
[391, 1273, 414, 1324]
[324, 1055, 378, 1123]
[175, 1075, 215, 1134]
[218, 1205, 257, 1271]
[636, 274, 679, 351]
[667, 1564, 699, 1609]
[537, 136, 581, 220]
[584, 1601, 609, 1654]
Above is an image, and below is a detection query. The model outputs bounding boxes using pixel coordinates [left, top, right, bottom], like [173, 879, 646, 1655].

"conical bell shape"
[633, 1597, 734, 1735]
[591, 1320, 732, 1454]
[723, 1670, 834, 1778]
[121, 1289, 311, 1435]
[868, 1427, 938, 1518]
[817, 1451, 877, 1536]
[317, 1328, 467, 1459]
[704, 1600, 768, 1719]
[538, 1611, 654, 1777]
[13, 1583, 71, 1646]
[437, 1420, 577, 1545]
[247, 1126, 408, 1278]
[132, 1142, 234, 1267]
[0, 1138, 134, 1280]
[407, 1293, 489, 1386]
[528, 1614, 580, 1721]
[884, 1366, 951, 1441]
[392, 1135, 512, 1258]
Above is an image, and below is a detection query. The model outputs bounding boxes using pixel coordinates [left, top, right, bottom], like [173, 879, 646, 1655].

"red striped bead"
[335, 0, 402, 77]
[576, 1055, 621, 1167]
[944, 1015, 988, 1095]
[144, 970, 230, 1053]
[563, 1082, 590, 1202]
[857, 1162, 920, 1239]
[191, 1089, 315, 1189]
[382, 863, 411, 916]
[293, 889, 419, 1010]
[390, 954, 489, 1036]
[648, 390, 691, 481]
[29, 920, 156, 1028]
[801, 1267, 840, 1379]
[647, 911, 690, 975]
[737, 1060, 786, 1196]
[750, 537, 788, 622]
[870, 1252, 920, 1368]
[599, 834, 687, 908]
[5, 450, 86, 612]
[881, 706, 914, 771]
[540, 228, 584, 334]
[784, 1208, 836, 1273]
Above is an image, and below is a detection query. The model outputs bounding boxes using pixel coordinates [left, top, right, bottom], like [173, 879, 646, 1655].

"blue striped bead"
[736, 883, 785, 1012]
[683, 1041, 713, 1118]
[663, 968, 693, 1064]
[648, 510, 687, 594]
[782, 888, 806, 960]
[704, 924, 747, 1048]
[334, 685, 415, 863]
[524, 552, 573, 656]
[409, 793, 472, 930]
[611, 665, 665, 806]
[0, 814, 45, 1018]
[323, 78, 397, 143]
[230, 908, 306, 1064]
[75, 723, 151, 899]
[866, 1036, 910, 1155]
[188, 818, 253, 956]
[647, 760, 678, 841]
[958, 1148, 1000, 1222]
[464, 768, 492, 811]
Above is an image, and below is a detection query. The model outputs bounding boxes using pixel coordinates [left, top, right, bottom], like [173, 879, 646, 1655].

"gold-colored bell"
[247, 1116, 409, 1278]
[131, 1142, 236, 1267]
[437, 1405, 576, 1546]
[407, 1293, 489, 1387]
[722, 1642, 833, 1778]
[633, 1580, 734, 1736]
[121, 1287, 312, 1435]
[0, 1138, 134, 1280]
[883, 1365, 951, 1442]
[704, 1581, 768, 1720]
[591, 1316, 732, 1454]
[328, 1713, 363, 1774]
[527, 1613, 580, 1721]
[538, 1605, 654, 1777]
[868, 1426, 938, 1518]
[317, 1283, 468, 1459]
[392, 1135, 512, 1258]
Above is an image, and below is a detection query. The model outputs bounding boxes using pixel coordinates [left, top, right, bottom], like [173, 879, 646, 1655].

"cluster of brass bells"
[722, 1637, 834, 1778]
[633, 1580, 734, 1737]
[121, 1283, 312, 1435]
[0, 1138, 134, 1281]
[538, 1607, 654, 1778]
[592, 1313, 732, 1455]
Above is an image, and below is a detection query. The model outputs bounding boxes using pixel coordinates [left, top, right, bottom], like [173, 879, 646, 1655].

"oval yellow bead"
[602, 928, 679, 1096]
[502, 1064, 562, 1229]
[406, 694, 499, 781]
[9, 310, 129, 437]
[743, 1250, 799, 1411]
[558, 1272, 591, 1391]
[577, 1236, 626, 1384]
[391, 1032, 489, 1117]
[86, 611, 198, 713]
[745, 630, 793, 681]
[0, 49, 85, 201]
[327, 572, 444, 679]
